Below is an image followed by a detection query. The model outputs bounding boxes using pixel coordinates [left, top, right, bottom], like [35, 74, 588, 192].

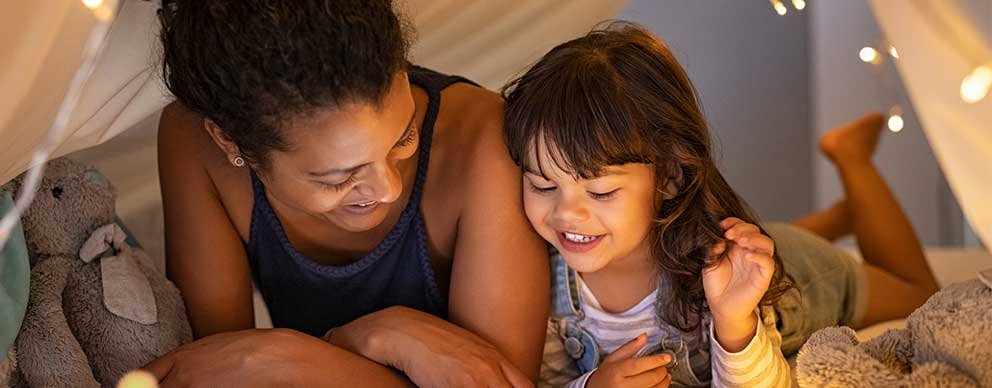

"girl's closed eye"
[528, 181, 556, 194]
[588, 188, 619, 200]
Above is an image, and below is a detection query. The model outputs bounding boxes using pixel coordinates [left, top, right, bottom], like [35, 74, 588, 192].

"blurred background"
[2, 0, 988, 271]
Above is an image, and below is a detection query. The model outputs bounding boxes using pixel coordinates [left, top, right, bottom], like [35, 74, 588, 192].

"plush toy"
[795, 275, 992, 388]
[1, 158, 190, 388]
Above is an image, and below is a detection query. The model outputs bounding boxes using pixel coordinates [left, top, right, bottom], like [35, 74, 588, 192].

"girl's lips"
[556, 231, 604, 253]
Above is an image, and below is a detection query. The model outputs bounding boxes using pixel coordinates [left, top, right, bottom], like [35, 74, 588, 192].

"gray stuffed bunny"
[795, 275, 992, 387]
[2, 158, 191, 388]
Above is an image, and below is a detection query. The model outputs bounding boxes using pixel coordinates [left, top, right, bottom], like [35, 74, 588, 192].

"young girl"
[502, 22, 938, 387]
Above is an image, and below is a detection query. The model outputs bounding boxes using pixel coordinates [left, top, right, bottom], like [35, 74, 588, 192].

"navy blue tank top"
[246, 67, 473, 337]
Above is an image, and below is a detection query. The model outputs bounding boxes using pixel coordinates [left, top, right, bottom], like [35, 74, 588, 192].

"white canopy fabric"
[0, 0, 625, 264]
[867, 0, 992, 249]
[0, 0, 168, 187]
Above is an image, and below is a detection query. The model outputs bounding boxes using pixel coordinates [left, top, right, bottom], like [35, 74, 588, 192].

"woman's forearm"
[297, 336, 413, 388]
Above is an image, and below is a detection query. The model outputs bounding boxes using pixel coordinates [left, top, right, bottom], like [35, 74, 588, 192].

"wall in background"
[621, 0, 972, 245]
[619, 0, 813, 223]
[810, 0, 967, 246]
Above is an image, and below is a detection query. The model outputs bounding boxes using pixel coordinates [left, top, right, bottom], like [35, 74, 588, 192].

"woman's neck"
[579, 240, 659, 314]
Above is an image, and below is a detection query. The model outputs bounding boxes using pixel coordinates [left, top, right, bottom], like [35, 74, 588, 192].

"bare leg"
[814, 113, 939, 327]
[791, 200, 851, 242]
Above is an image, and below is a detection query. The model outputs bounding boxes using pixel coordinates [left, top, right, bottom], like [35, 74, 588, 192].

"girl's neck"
[579, 239, 659, 314]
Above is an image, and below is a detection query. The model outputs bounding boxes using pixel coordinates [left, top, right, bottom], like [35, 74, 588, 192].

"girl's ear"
[659, 161, 683, 200]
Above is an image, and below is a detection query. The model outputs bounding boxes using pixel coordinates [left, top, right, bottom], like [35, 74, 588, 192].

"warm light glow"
[82, 0, 103, 10]
[887, 114, 904, 132]
[792, 0, 806, 10]
[960, 65, 992, 103]
[771, 0, 788, 15]
[859, 47, 880, 63]
[888, 46, 899, 59]
[93, 5, 113, 21]
[116, 370, 158, 388]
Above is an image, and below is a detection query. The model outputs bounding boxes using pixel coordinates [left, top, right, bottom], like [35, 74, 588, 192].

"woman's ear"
[202, 118, 242, 163]
[660, 162, 683, 200]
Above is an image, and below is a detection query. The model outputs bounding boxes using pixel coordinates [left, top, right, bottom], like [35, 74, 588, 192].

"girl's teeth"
[564, 232, 596, 243]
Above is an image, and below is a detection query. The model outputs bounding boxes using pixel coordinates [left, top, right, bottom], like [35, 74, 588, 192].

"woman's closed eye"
[318, 175, 358, 192]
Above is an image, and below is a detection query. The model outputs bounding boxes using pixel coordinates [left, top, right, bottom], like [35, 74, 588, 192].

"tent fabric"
[867, 0, 992, 249]
[0, 0, 169, 187]
[2, 0, 626, 266]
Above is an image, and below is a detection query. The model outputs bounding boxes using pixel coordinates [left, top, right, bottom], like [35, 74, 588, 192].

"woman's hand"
[144, 328, 411, 388]
[702, 217, 775, 351]
[586, 334, 672, 388]
[330, 306, 533, 388]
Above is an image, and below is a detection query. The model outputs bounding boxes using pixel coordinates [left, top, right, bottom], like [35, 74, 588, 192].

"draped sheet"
[0, 0, 625, 264]
[867, 0, 992, 249]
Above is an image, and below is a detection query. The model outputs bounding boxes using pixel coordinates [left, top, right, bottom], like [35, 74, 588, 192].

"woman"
[146, 1, 548, 386]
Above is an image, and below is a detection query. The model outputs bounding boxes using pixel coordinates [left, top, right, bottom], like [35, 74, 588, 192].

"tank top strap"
[406, 66, 475, 205]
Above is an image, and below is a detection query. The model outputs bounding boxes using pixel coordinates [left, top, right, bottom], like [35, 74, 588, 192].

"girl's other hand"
[586, 334, 672, 388]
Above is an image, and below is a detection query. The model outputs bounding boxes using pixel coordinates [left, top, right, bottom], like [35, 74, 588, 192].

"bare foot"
[818, 112, 886, 166]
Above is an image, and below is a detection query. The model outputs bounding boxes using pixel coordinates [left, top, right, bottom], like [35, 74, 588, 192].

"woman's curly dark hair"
[159, 0, 411, 168]
[503, 21, 794, 332]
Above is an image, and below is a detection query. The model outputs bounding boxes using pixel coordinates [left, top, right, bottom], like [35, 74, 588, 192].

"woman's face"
[260, 73, 419, 232]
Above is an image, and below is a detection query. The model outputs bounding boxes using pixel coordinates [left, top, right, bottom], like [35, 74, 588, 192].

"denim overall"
[549, 252, 711, 387]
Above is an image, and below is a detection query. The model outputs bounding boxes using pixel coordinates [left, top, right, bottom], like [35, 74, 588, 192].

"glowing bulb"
[960, 65, 992, 103]
[887, 114, 904, 132]
[771, 0, 787, 15]
[116, 370, 158, 388]
[82, 0, 103, 10]
[792, 0, 806, 10]
[859, 47, 880, 63]
[888, 46, 899, 59]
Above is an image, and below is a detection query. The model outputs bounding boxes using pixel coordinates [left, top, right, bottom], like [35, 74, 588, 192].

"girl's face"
[522, 143, 658, 273]
[259, 73, 419, 233]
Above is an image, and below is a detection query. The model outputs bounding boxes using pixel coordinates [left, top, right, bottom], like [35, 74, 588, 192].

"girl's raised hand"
[701, 218, 775, 349]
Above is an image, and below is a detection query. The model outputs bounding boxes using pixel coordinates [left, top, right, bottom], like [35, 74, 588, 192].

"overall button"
[564, 337, 584, 359]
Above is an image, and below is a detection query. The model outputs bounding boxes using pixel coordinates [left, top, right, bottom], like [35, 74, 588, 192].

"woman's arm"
[158, 102, 255, 337]
[447, 98, 551, 380]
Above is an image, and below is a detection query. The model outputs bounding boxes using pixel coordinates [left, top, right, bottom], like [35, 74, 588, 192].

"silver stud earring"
[232, 156, 246, 167]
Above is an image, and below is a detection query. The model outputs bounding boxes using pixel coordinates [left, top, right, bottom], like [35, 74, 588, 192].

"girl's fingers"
[724, 222, 760, 239]
[710, 241, 727, 258]
[618, 352, 671, 377]
[604, 334, 648, 363]
[648, 373, 673, 388]
[719, 217, 745, 229]
[627, 365, 670, 387]
[733, 232, 774, 255]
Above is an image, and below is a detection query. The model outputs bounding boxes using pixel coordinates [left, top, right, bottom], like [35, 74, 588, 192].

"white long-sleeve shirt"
[539, 277, 790, 387]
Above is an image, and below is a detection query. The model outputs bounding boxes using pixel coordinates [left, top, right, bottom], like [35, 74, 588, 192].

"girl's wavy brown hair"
[502, 21, 793, 332]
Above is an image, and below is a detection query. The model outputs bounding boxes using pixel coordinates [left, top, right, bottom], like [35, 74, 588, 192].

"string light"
[81, 0, 103, 10]
[960, 65, 991, 103]
[791, 0, 806, 11]
[116, 370, 158, 388]
[887, 107, 904, 132]
[888, 45, 899, 59]
[859, 46, 881, 64]
[770, 0, 787, 15]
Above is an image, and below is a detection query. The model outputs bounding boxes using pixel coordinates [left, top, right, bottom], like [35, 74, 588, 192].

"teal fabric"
[0, 190, 30, 355]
